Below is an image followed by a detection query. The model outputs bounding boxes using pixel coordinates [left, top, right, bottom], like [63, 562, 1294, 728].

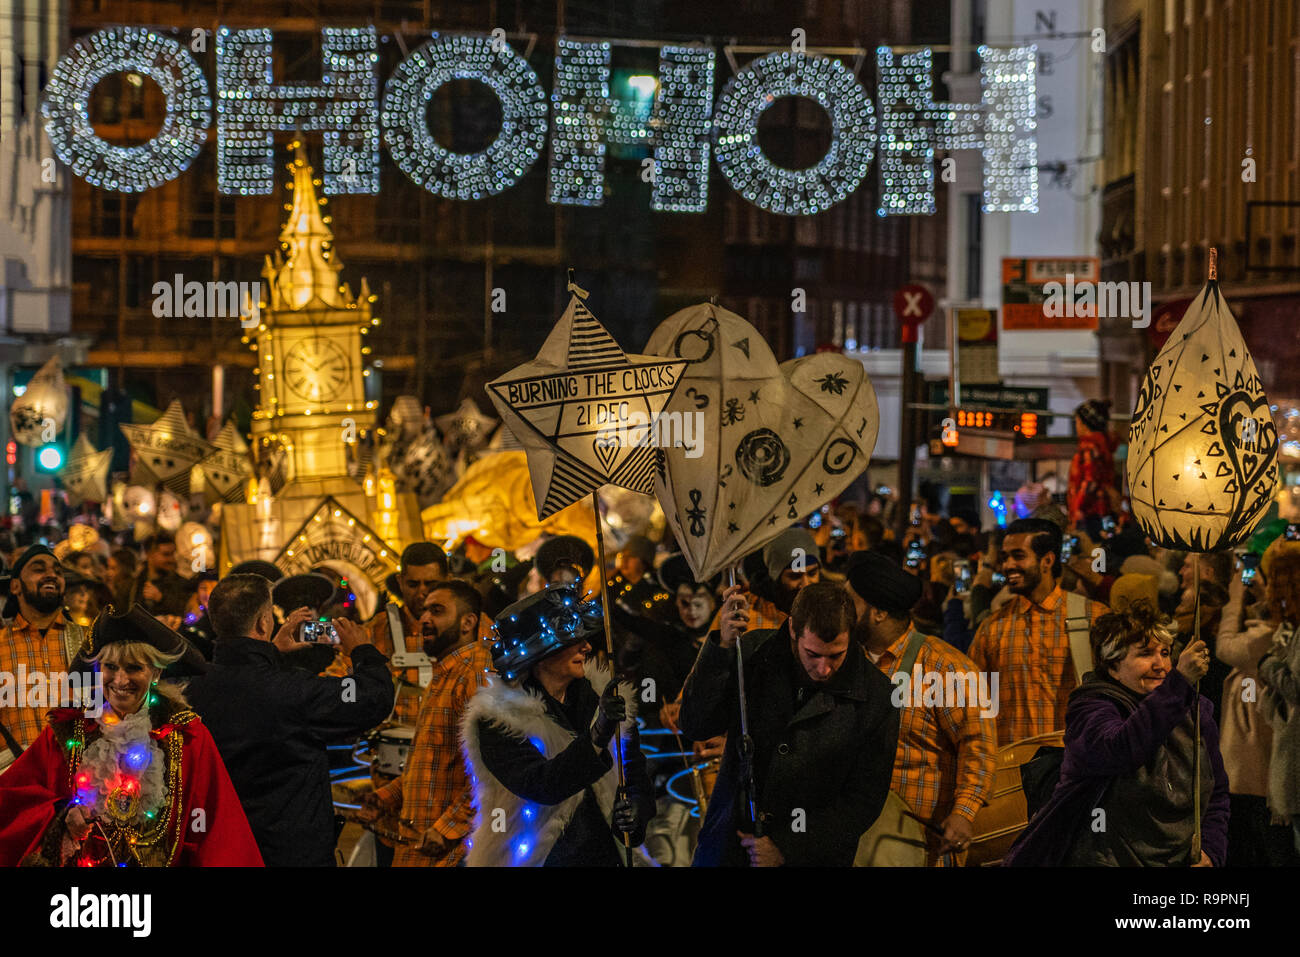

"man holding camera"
[186, 574, 395, 866]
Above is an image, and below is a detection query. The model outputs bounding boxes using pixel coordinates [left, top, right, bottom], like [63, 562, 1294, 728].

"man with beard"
[968, 519, 1107, 746]
[327, 543, 449, 726]
[708, 528, 821, 636]
[358, 579, 491, 866]
[680, 580, 897, 866]
[0, 546, 89, 768]
[846, 552, 996, 864]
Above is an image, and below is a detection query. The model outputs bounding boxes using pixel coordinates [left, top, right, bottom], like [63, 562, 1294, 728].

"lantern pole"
[1192, 244, 1214, 862]
[1190, 554, 1203, 863]
[591, 489, 632, 866]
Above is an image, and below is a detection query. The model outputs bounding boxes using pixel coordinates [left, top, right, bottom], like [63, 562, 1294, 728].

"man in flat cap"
[0, 545, 87, 771]
[845, 551, 996, 865]
[680, 579, 897, 866]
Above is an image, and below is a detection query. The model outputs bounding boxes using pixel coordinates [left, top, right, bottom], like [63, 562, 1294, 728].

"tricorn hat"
[490, 585, 603, 679]
[272, 572, 336, 612]
[227, 559, 284, 583]
[88, 603, 207, 674]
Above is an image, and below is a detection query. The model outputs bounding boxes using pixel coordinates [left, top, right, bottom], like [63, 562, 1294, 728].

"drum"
[370, 726, 415, 777]
[967, 730, 1065, 866]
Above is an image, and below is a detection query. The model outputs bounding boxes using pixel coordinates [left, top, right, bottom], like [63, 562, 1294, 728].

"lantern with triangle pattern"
[1126, 253, 1279, 551]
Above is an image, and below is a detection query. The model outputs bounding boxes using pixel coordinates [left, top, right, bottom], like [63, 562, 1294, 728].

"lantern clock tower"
[250, 144, 375, 479]
[220, 144, 421, 616]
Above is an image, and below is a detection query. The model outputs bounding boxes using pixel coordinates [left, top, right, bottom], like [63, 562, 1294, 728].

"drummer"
[322, 544, 448, 721]
[357, 580, 492, 866]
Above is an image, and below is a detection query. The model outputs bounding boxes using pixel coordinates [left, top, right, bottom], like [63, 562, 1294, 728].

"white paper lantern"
[10, 357, 68, 447]
[645, 302, 879, 581]
[177, 521, 216, 577]
[1127, 277, 1280, 551]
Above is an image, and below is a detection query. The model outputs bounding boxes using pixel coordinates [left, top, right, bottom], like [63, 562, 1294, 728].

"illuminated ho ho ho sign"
[40, 26, 1039, 217]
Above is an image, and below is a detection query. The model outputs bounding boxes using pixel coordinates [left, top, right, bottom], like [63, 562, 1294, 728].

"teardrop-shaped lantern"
[1126, 265, 1279, 551]
[9, 356, 68, 447]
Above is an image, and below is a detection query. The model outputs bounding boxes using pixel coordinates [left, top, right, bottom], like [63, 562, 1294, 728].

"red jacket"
[1068, 430, 1118, 525]
[0, 707, 263, 867]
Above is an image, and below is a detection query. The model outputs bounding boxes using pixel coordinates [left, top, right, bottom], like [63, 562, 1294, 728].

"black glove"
[612, 787, 637, 836]
[591, 681, 627, 749]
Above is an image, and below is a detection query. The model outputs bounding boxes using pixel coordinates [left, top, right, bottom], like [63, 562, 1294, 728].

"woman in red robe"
[0, 605, 262, 867]
[1068, 399, 1123, 531]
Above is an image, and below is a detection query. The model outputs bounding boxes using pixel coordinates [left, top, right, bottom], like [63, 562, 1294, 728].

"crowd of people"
[0, 404, 1298, 867]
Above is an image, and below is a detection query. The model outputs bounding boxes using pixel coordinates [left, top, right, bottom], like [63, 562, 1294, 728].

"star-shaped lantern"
[61, 434, 113, 506]
[193, 420, 254, 504]
[486, 289, 688, 519]
[120, 400, 214, 496]
[435, 398, 498, 453]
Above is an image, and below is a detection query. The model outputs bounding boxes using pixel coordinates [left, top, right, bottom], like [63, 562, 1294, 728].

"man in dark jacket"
[680, 580, 898, 866]
[186, 573, 395, 866]
[129, 532, 196, 620]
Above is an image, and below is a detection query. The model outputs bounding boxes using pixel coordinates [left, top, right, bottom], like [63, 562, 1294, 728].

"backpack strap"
[1064, 591, 1093, 683]
[892, 629, 927, 679]
[386, 601, 433, 687]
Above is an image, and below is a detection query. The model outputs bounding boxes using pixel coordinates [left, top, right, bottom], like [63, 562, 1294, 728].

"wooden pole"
[1191, 554, 1202, 863]
[591, 489, 632, 865]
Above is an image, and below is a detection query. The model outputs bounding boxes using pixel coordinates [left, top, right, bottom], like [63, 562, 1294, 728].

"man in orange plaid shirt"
[359, 579, 491, 866]
[327, 543, 449, 727]
[847, 552, 996, 864]
[0, 546, 91, 769]
[968, 518, 1106, 747]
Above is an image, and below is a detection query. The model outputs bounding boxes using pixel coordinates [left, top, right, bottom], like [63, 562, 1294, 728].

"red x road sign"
[893, 284, 935, 343]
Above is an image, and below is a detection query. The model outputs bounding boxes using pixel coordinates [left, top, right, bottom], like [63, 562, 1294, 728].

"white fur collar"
[461, 657, 636, 866]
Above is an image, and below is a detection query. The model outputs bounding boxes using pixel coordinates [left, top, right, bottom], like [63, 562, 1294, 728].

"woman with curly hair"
[1006, 601, 1229, 866]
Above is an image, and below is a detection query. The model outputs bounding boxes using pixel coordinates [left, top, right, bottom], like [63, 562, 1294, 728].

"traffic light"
[1014, 412, 1039, 438]
[35, 443, 65, 473]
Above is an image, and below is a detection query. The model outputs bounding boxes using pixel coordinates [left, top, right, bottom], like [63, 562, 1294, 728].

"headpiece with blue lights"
[489, 584, 603, 679]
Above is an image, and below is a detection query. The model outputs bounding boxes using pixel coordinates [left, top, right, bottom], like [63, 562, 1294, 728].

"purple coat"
[1005, 668, 1230, 866]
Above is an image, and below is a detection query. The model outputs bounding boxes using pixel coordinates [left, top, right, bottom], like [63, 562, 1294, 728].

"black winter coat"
[185, 638, 395, 866]
[477, 676, 656, 866]
[679, 628, 898, 866]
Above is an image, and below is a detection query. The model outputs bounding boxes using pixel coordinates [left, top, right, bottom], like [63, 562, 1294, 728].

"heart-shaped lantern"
[1127, 278, 1279, 551]
[646, 303, 879, 581]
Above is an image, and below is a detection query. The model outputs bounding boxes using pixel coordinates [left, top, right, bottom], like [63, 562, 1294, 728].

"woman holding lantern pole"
[1006, 603, 1229, 866]
[461, 585, 655, 866]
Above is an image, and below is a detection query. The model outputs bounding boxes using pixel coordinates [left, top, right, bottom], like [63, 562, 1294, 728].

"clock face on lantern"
[284, 338, 350, 402]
